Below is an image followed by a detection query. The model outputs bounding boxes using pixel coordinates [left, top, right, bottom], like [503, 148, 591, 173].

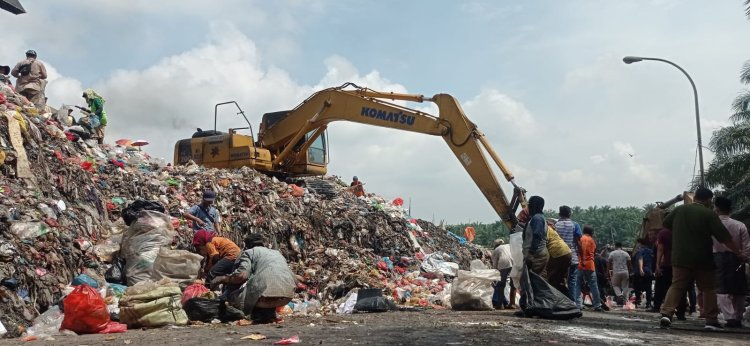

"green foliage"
[703, 2, 750, 223]
[447, 221, 510, 248]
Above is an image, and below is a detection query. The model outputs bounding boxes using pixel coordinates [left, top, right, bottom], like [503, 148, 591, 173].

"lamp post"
[623, 56, 705, 187]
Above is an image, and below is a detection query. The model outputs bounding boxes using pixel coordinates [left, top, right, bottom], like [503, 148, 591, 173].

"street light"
[623, 56, 705, 187]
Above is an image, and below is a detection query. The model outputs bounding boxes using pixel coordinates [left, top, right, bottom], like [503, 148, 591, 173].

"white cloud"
[590, 154, 608, 164]
[463, 88, 535, 137]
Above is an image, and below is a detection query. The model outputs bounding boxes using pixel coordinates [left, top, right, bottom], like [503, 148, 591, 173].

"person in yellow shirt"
[545, 219, 573, 297]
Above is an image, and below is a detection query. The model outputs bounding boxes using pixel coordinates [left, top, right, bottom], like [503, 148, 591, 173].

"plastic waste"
[0, 320, 6, 337]
[109, 283, 127, 298]
[336, 291, 358, 314]
[104, 256, 126, 284]
[518, 265, 582, 320]
[26, 306, 64, 338]
[450, 269, 501, 311]
[72, 274, 99, 288]
[121, 200, 166, 226]
[421, 253, 459, 277]
[119, 211, 175, 285]
[181, 283, 210, 306]
[274, 336, 300, 345]
[183, 298, 220, 322]
[509, 232, 524, 287]
[469, 259, 488, 271]
[151, 247, 202, 283]
[61, 284, 111, 334]
[353, 288, 396, 313]
[10, 221, 51, 239]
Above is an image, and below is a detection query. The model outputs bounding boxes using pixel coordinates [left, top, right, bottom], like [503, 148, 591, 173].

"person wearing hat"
[81, 89, 108, 144]
[183, 190, 221, 232]
[11, 49, 47, 109]
[212, 233, 296, 323]
[192, 229, 241, 284]
[350, 176, 365, 197]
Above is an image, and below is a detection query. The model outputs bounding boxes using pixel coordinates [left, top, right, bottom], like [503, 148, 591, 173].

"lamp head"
[623, 56, 644, 64]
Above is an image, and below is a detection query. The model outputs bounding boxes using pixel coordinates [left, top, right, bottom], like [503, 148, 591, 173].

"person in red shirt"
[574, 225, 604, 311]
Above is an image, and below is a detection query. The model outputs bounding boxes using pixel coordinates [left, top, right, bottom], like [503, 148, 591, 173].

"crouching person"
[211, 234, 296, 323]
[192, 229, 241, 284]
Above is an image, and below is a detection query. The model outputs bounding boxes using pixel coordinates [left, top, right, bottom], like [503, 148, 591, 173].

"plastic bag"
[99, 322, 127, 334]
[623, 301, 636, 311]
[183, 298, 220, 322]
[121, 200, 166, 226]
[336, 291, 358, 314]
[105, 256, 126, 284]
[61, 285, 110, 334]
[26, 306, 64, 338]
[518, 265, 582, 320]
[421, 253, 459, 277]
[72, 274, 99, 288]
[10, 221, 52, 239]
[120, 211, 175, 286]
[450, 269, 501, 311]
[182, 283, 210, 306]
[469, 259, 488, 271]
[151, 247, 202, 283]
[353, 289, 396, 313]
[509, 232, 524, 287]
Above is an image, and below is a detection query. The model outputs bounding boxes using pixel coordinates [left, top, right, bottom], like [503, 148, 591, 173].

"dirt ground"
[4, 307, 750, 345]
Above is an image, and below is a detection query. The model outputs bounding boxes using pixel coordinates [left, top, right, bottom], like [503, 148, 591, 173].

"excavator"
[174, 83, 526, 228]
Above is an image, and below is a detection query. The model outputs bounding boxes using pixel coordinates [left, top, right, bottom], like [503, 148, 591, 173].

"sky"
[2, 0, 750, 224]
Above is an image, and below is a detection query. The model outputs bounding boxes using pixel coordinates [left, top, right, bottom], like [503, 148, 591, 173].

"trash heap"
[0, 83, 488, 338]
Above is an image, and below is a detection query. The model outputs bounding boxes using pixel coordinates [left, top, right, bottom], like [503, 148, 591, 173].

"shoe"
[602, 305, 611, 311]
[675, 313, 686, 321]
[593, 307, 605, 312]
[725, 319, 742, 328]
[504, 305, 513, 310]
[660, 315, 672, 329]
[704, 322, 723, 331]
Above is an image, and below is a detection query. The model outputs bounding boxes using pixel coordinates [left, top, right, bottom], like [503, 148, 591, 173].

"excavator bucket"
[1, 0, 25, 14]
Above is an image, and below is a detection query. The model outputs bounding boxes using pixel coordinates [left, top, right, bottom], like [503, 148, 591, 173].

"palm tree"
[703, 1, 750, 222]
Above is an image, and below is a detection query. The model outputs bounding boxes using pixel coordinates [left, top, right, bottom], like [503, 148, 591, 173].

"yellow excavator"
[174, 83, 526, 227]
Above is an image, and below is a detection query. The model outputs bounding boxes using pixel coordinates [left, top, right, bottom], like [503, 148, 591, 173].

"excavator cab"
[259, 110, 328, 176]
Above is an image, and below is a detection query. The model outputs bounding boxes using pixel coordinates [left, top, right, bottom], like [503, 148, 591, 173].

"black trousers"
[206, 258, 236, 283]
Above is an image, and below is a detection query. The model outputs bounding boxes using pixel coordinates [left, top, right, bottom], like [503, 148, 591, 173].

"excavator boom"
[258, 83, 526, 227]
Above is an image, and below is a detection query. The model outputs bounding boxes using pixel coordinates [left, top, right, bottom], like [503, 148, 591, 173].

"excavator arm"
[258, 83, 526, 228]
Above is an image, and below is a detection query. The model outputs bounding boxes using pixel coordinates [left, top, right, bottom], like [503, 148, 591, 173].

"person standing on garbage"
[574, 225, 604, 311]
[82, 89, 108, 144]
[554, 206, 582, 301]
[212, 234, 296, 323]
[491, 238, 514, 309]
[712, 196, 750, 328]
[184, 190, 221, 233]
[607, 242, 632, 306]
[350, 176, 365, 197]
[11, 50, 47, 109]
[192, 229, 241, 284]
[522, 196, 549, 279]
[0, 65, 13, 88]
[658, 187, 743, 330]
[545, 220, 573, 297]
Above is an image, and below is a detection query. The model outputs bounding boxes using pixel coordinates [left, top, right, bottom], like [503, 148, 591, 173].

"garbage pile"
[0, 83, 488, 338]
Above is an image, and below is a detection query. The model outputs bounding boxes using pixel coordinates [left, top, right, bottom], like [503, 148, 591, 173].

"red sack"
[60, 285, 110, 334]
[181, 283, 210, 306]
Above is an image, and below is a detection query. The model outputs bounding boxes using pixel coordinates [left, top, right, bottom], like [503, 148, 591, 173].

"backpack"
[18, 62, 32, 76]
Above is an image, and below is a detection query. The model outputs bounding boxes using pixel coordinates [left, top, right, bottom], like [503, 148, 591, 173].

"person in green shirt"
[658, 187, 744, 330]
[82, 89, 108, 144]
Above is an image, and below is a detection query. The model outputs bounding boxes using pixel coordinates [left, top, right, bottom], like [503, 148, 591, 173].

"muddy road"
[4, 308, 750, 345]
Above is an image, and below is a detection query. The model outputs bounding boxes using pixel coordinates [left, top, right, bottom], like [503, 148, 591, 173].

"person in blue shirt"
[634, 238, 655, 310]
[183, 190, 221, 232]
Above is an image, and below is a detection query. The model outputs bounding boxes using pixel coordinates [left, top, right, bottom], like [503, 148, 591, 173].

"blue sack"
[71, 274, 99, 288]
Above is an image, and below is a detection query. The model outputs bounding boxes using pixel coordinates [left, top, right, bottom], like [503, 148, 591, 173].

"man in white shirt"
[712, 197, 750, 328]
[608, 242, 632, 306]
[491, 238, 514, 309]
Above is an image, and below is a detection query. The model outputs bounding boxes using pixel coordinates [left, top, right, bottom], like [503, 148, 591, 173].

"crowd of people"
[1, 49, 109, 143]
[490, 188, 749, 330]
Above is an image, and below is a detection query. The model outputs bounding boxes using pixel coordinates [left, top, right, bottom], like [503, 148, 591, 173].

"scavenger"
[11, 49, 47, 109]
[81, 89, 109, 143]
[192, 229, 241, 284]
[183, 190, 221, 232]
[211, 234, 296, 323]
